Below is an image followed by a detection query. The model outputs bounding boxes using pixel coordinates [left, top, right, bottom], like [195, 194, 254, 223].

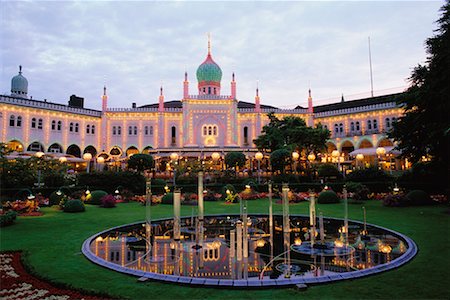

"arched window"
[213, 126, 217, 136]
[51, 120, 56, 130]
[373, 119, 378, 129]
[334, 124, 339, 133]
[203, 126, 207, 136]
[350, 122, 355, 132]
[86, 124, 90, 134]
[117, 126, 122, 135]
[74, 123, 79, 132]
[213, 87, 217, 95]
[367, 120, 372, 130]
[150, 126, 153, 135]
[208, 87, 211, 94]
[69, 122, 74, 132]
[128, 126, 132, 135]
[208, 126, 212, 135]
[57, 120, 62, 131]
[385, 118, 391, 128]
[356, 121, 360, 131]
[113, 126, 116, 135]
[134, 126, 137, 135]
[392, 117, 397, 123]
[91, 125, 95, 134]
[16, 116, 22, 127]
[339, 123, 343, 133]
[144, 126, 149, 135]
[243, 126, 249, 145]
[171, 126, 176, 145]
[31, 118, 37, 129]
[38, 119, 43, 130]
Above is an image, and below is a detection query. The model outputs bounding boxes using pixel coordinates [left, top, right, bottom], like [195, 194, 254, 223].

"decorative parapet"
[107, 107, 182, 113]
[238, 108, 309, 114]
[0, 95, 101, 117]
[315, 102, 400, 118]
[189, 94, 233, 100]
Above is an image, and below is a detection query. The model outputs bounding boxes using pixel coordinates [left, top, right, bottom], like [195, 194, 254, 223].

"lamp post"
[34, 151, 44, 188]
[356, 153, 364, 169]
[96, 156, 105, 172]
[255, 152, 263, 184]
[376, 147, 386, 170]
[170, 152, 179, 187]
[211, 152, 220, 171]
[292, 151, 300, 174]
[83, 153, 92, 173]
[307, 153, 316, 179]
[332, 150, 340, 173]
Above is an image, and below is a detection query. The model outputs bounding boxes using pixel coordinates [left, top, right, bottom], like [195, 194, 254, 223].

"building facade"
[1, 45, 404, 170]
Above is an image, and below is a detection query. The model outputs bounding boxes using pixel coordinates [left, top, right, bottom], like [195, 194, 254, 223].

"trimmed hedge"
[0, 211, 17, 227]
[406, 190, 433, 206]
[63, 199, 85, 213]
[161, 193, 174, 205]
[317, 190, 340, 204]
[86, 190, 108, 205]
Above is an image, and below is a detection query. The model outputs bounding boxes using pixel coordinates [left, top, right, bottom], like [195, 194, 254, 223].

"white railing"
[238, 108, 308, 114]
[107, 107, 182, 112]
[0, 95, 101, 117]
[188, 94, 233, 100]
[315, 102, 399, 117]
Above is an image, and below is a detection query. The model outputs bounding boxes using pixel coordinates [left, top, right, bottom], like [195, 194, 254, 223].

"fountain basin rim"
[82, 213, 418, 288]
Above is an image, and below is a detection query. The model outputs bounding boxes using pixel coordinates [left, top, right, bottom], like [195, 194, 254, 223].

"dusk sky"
[1, 1, 443, 110]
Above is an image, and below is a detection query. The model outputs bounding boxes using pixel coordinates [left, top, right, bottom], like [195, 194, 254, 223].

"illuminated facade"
[1, 44, 404, 168]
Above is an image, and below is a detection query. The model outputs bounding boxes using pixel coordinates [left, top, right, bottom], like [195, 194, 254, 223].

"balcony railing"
[315, 102, 400, 118]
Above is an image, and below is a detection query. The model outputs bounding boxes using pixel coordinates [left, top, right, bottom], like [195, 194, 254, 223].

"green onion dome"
[196, 53, 222, 84]
[11, 65, 28, 97]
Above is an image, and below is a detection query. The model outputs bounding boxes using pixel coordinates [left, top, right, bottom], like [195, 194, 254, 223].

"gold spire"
[207, 32, 211, 55]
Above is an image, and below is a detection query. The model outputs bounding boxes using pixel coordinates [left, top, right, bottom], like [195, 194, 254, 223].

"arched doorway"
[341, 140, 355, 157]
[84, 145, 97, 157]
[142, 146, 153, 154]
[27, 141, 44, 152]
[359, 139, 374, 149]
[126, 146, 139, 157]
[109, 146, 123, 156]
[48, 143, 63, 153]
[7, 140, 24, 152]
[378, 138, 394, 147]
[66, 144, 81, 158]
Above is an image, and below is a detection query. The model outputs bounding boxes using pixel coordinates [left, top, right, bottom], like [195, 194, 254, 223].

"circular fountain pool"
[82, 214, 417, 288]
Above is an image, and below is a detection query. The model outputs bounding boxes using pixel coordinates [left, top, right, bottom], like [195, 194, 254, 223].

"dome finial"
[19, 65, 22, 74]
[256, 80, 259, 96]
[103, 85, 107, 96]
[207, 32, 211, 55]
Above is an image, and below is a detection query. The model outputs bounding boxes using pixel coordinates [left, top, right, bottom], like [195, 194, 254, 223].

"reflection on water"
[90, 215, 407, 280]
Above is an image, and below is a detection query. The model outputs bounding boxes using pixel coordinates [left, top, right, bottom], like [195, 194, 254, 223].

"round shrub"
[63, 199, 85, 213]
[86, 190, 108, 205]
[161, 193, 174, 204]
[318, 164, 340, 178]
[383, 194, 407, 207]
[346, 182, 369, 201]
[49, 191, 66, 206]
[406, 190, 432, 206]
[101, 194, 116, 208]
[152, 178, 167, 195]
[317, 191, 340, 204]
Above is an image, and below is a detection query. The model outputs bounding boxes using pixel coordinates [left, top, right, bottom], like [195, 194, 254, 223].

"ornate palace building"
[1, 43, 404, 171]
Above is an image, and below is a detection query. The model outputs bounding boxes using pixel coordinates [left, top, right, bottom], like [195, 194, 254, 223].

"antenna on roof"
[368, 37, 374, 97]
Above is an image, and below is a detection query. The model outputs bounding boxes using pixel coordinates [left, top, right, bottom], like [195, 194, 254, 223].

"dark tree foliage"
[269, 149, 291, 173]
[389, 1, 450, 172]
[254, 112, 330, 153]
[224, 152, 246, 169]
[127, 154, 154, 173]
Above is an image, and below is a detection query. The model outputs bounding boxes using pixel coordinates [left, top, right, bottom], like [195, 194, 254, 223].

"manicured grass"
[1, 200, 449, 299]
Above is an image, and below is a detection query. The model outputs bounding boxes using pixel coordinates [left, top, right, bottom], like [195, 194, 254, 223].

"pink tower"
[231, 72, 236, 99]
[255, 85, 261, 112]
[307, 89, 314, 113]
[183, 72, 189, 99]
[101, 86, 108, 112]
[158, 86, 165, 112]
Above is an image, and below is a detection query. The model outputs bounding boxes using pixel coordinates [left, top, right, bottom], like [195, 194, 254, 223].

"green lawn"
[1, 200, 449, 300]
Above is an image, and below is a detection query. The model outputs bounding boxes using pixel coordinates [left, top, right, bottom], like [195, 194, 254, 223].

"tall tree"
[389, 1, 450, 169]
[254, 112, 330, 154]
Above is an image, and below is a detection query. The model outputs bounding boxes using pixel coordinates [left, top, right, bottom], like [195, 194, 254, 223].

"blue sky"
[1, 1, 443, 110]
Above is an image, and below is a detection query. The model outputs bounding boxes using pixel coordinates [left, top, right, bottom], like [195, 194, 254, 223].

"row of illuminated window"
[202, 125, 218, 136]
[112, 125, 154, 136]
[326, 117, 398, 134]
[9, 115, 96, 134]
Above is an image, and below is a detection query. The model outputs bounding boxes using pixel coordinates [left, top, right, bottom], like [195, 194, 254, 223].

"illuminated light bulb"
[35, 151, 44, 158]
[256, 239, 266, 248]
[334, 239, 344, 248]
[292, 151, 300, 161]
[95, 236, 104, 243]
[380, 244, 392, 254]
[294, 237, 302, 246]
[59, 156, 67, 163]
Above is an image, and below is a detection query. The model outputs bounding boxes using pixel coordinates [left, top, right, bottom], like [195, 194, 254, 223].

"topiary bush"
[101, 194, 116, 208]
[86, 190, 108, 205]
[0, 211, 17, 227]
[49, 191, 66, 206]
[161, 193, 174, 204]
[317, 190, 340, 204]
[347, 167, 391, 182]
[383, 193, 407, 207]
[318, 164, 340, 178]
[63, 199, 85, 213]
[406, 190, 433, 206]
[345, 181, 370, 201]
[152, 178, 167, 195]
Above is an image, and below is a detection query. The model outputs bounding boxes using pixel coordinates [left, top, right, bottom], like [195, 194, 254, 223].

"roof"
[311, 92, 403, 113]
[139, 100, 278, 109]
